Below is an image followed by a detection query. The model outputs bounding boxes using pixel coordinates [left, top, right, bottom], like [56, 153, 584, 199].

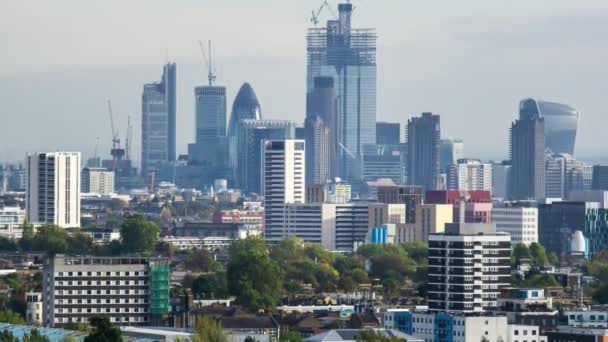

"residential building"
[519, 98, 579, 155]
[492, 206, 538, 246]
[426, 190, 493, 224]
[0, 206, 25, 232]
[446, 158, 492, 191]
[306, 76, 338, 183]
[81, 167, 114, 194]
[440, 138, 464, 172]
[307, 2, 377, 181]
[428, 223, 511, 313]
[376, 122, 400, 145]
[42, 255, 170, 327]
[492, 160, 511, 199]
[141, 62, 176, 178]
[227, 82, 262, 183]
[407, 112, 441, 190]
[262, 140, 306, 243]
[412, 204, 453, 242]
[26, 152, 80, 228]
[26, 292, 43, 326]
[510, 115, 545, 200]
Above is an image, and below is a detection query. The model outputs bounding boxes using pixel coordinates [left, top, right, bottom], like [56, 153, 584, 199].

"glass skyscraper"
[307, 2, 377, 182]
[519, 98, 579, 155]
[188, 85, 227, 167]
[141, 62, 176, 178]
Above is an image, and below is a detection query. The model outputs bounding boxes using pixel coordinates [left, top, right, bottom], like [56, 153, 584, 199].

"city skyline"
[1, 1, 607, 164]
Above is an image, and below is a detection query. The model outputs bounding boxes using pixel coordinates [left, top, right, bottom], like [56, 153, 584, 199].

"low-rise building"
[492, 206, 539, 246]
[26, 292, 43, 326]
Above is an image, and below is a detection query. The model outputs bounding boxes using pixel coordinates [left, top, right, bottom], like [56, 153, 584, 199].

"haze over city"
[1, 0, 607, 163]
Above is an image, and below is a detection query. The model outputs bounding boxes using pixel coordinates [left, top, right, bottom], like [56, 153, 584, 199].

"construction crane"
[198, 40, 216, 86]
[125, 115, 133, 161]
[93, 136, 100, 167]
[311, 1, 337, 26]
[107, 99, 124, 171]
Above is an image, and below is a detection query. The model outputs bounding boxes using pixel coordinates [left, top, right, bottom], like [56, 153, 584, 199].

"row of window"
[55, 289, 146, 295]
[56, 298, 146, 305]
[54, 316, 146, 323]
[57, 280, 146, 286]
[56, 307, 146, 314]
[56, 271, 146, 277]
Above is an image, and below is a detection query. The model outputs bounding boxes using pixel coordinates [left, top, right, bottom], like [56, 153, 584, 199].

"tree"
[512, 243, 532, 266]
[0, 310, 25, 325]
[192, 273, 229, 299]
[186, 249, 216, 272]
[227, 237, 283, 311]
[119, 215, 160, 254]
[356, 330, 406, 342]
[191, 316, 227, 342]
[0, 237, 18, 252]
[529, 242, 549, 267]
[244, 337, 260, 342]
[30, 225, 69, 254]
[279, 331, 303, 342]
[525, 274, 561, 288]
[84, 316, 123, 342]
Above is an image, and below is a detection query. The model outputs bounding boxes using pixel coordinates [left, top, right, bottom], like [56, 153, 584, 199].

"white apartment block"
[447, 159, 492, 191]
[81, 167, 115, 195]
[492, 206, 538, 246]
[26, 152, 80, 228]
[262, 140, 305, 243]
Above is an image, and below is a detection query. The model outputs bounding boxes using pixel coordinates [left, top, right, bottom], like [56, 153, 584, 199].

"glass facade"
[519, 98, 579, 155]
[307, 2, 377, 182]
[195, 86, 226, 144]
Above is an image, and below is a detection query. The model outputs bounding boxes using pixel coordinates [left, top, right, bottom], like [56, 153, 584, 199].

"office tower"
[304, 115, 330, 185]
[81, 167, 114, 194]
[43, 255, 170, 327]
[538, 201, 608, 257]
[428, 223, 511, 313]
[376, 122, 400, 145]
[306, 76, 338, 183]
[228, 83, 262, 181]
[440, 139, 464, 172]
[407, 112, 441, 190]
[262, 140, 305, 243]
[188, 86, 227, 164]
[377, 185, 423, 224]
[446, 159, 492, 191]
[307, 2, 377, 181]
[236, 120, 296, 192]
[26, 152, 80, 228]
[492, 161, 511, 199]
[492, 206, 538, 246]
[510, 116, 545, 200]
[413, 204, 453, 242]
[519, 98, 579, 155]
[545, 153, 592, 199]
[593, 166, 608, 190]
[362, 145, 402, 184]
[141, 62, 176, 178]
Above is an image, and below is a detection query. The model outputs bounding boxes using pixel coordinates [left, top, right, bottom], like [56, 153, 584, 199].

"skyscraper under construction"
[307, 2, 377, 183]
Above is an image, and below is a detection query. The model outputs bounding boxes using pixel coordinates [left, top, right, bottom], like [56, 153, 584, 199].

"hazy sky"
[1, 0, 607, 164]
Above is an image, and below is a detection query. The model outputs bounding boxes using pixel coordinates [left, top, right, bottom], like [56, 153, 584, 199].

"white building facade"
[26, 152, 81, 228]
[492, 206, 538, 246]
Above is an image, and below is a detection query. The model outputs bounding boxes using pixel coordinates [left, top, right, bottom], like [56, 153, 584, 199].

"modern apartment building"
[262, 140, 306, 243]
[42, 255, 170, 327]
[26, 152, 81, 228]
[446, 159, 492, 191]
[428, 223, 511, 313]
[81, 167, 114, 194]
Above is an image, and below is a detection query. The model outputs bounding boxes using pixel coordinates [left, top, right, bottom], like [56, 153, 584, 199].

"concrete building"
[26, 152, 80, 228]
[545, 153, 593, 199]
[262, 140, 306, 243]
[510, 115, 545, 200]
[412, 204, 453, 242]
[569, 190, 608, 208]
[447, 159, 492, 191]
[377, 185, 424, 224]
[440, 139, 464, 173]
[26, 292, 43, 326]
[0, 206, 25, 233]
[428, 223, 511, 313]
[426, 190, 493, 224]
[368, 203, 406, 229]
[141, 62, 176, 178]
[81, 167, 114, 194]
[407, 112, 441, 190]
[492, 206, 539, 246]
[42, 255, 170, 327]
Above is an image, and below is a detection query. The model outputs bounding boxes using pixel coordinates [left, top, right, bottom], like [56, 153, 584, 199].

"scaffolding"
[149, 261, 170, 315]
[307, 27, 377, 67]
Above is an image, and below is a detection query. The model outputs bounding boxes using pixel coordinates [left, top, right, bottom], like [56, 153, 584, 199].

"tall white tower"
[262, 140, 305, 243]
[26, 152, 81, 228]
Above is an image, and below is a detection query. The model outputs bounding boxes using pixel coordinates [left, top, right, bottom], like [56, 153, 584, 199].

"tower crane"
[107, 99, 124, 171]
[198, 40, 216, 86]
[125, 115, 133, 161]
[311, 1, 337, 26]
